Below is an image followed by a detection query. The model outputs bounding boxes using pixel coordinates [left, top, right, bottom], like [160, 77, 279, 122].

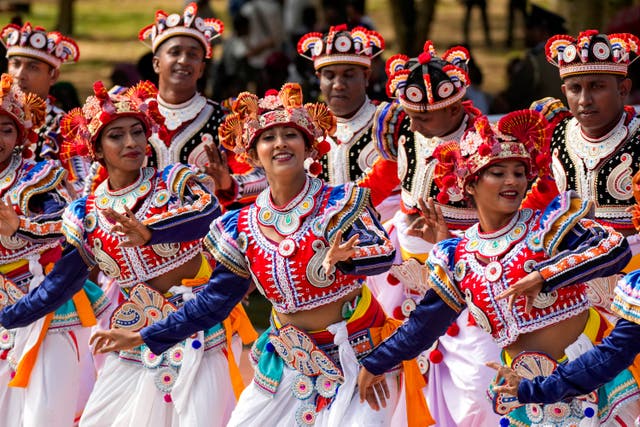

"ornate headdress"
[386, 41, 470, 113]
[432, 110, 550, 203]
[546, 30, 639, 78]
[218, 83, 336, 167]
[0, 73, 45, 149]
[297, 24, 384, 70]
[60, 81, 163, 162]
[1, 22, 79, 69]
[139, 2, 224, 59]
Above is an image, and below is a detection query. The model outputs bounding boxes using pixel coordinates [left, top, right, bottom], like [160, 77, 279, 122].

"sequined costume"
[0, 163, 256, 427]
[361, 192, 640, 426]
[0, 155, 108, 427]
[135, 178, 428, 426]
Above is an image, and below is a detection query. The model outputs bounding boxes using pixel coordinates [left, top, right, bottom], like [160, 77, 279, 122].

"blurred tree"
[57, 0, 74, 35]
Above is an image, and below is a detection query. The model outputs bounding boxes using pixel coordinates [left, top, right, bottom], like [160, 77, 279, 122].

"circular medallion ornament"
[523, 259, 537, 273]
[315, 373, 339, 398]
[334, 35, 352, 53]
[295, 403, 317, 426]
[454, 260, 466, 281]
[85, 213, 97, 232]
[437, 81, 455, 99]
[291, 374, 314, 400]
[0, 328, 14, 350]
[417, 353, 430, 375]
[563, 44, 577, 62]
[401, 298, 417, 317]
[167, 346, 185, 367]
[525, 403, 544, 423]
[153, 190, 170, 207]
[165, 14, 181, 27]
[29, 32, 47, 49]
[405, 85, 424, 102]
[154, 367, 178, 393]
[592, 42, 610, 60]
[142, 347, 164, 369]
[484, 261, 503, 282]
[278, 238, 297, 258]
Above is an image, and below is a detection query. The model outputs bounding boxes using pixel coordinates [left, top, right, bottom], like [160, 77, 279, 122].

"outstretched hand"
[90, 328, 144, 354]
[103, 206, 151, 247]
[486, 361, 522, 396]
[322, 229, 359, 274]
[202, 144, 233, 192]
[0, 200, 19, 236]
[496, 271, 544, 313]
[357, 366, 390, 411]
[407, 197, 450, 244]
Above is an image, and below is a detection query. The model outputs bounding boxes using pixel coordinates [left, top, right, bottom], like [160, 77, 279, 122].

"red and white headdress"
[0, 73, 45, 145]
[1, 22, 79, 69]
[60, 81, 164, 162]
[433, 110, 550, 203]
[139, 2, 224, 59]
[546, 30, 639, 78]
[218, 83, 336, 164]
[386, 41, 470, 113]
[297, 24, 384, 70]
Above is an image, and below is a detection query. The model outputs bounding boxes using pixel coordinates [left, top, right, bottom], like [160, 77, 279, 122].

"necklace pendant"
[484, 261, 503, 282]
[277, 238, 297, 258]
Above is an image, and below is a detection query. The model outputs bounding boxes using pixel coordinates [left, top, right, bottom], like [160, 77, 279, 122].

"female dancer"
[487, 170, 640, 411]
[90, 83, 431, 427]
[0, 73, 108, 426]
[0, 81, 255, 426]
[357, 110, 640, 425]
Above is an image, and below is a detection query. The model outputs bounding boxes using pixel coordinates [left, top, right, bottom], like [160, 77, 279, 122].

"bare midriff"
[504, 309, 589, 361]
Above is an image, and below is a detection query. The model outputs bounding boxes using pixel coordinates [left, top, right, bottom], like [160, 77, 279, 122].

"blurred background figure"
[462, 0, 492, 47]
[491, 3, 567, 113]
[506, 0, 527, 48]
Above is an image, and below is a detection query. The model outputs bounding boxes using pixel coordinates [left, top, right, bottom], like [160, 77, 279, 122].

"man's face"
[405, 106, 458, 138]
[153, 36, 206, 92]
[561, 74, 630, 138]
[7, 56, 58, 100]
[317, 64, 370, 118]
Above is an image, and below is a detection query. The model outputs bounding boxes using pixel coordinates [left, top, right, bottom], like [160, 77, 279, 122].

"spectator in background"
[110, 62, 142, 88]
[462, 0, 492, 47]
[506, 0, 527, 48]
[50, 81, 81, 111]
[491, 4, 566, 113]
[346, 0, 375, 30]
[213, 13, 251, 101]
[460, 44, 491, 114]
[240, 0, 284, 95]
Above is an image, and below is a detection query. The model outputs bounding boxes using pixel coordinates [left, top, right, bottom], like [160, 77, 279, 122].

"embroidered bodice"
[0, 155, 69, 264]
[205, 177, 395, 313]
[318, 99, 378, 185]
[63, 164, 215, 288]
[148, 94, 226, 170]
[549, 108, 640, 231]
[449, 209, 590, 347]
[374, 101, 479, 229]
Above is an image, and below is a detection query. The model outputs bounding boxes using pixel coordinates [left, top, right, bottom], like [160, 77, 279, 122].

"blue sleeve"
[0, 247, 90, 328]
[360, 289, 458, 375]
[537, 220, 630, 292]
[517, 318, 640, 403]
[141, 262, 251, 355]
[337, 206, 395, 276]
[147, 167, 222, 245]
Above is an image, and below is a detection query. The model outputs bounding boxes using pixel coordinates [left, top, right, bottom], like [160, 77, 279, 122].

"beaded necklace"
[464, 209, 532, 282]
[255, 177, 322, 237]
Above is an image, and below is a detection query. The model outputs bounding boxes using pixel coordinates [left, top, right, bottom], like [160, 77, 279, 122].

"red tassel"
[429, 348, 443, 364]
